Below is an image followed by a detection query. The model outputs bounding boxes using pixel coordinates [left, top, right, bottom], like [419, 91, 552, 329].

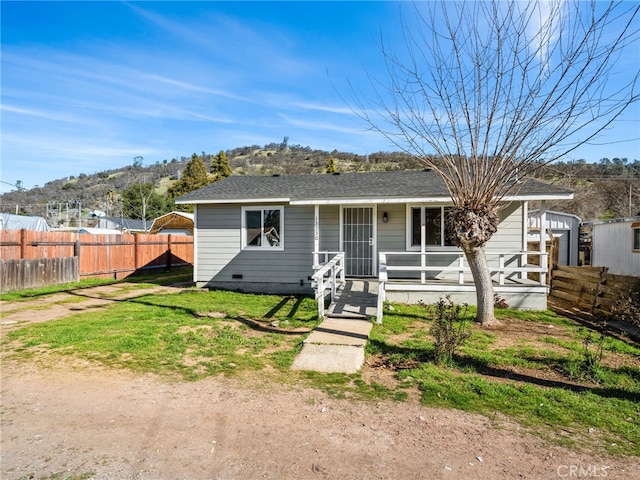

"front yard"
[2, 277, 639, 459]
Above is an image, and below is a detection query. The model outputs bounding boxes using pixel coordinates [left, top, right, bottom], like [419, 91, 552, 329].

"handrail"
[379, 250, 548, 286]
[311, 252, 345, 318]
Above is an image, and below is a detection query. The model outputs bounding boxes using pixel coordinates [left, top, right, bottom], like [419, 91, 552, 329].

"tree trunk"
[463, 245, 497, 326]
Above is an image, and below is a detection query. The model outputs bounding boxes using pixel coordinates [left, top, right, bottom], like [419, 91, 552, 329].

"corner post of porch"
[420, 208, 426, 283]
[539, 202, 547, 286]
[313, 204, 320, 269]
[377, 253, 387, 324]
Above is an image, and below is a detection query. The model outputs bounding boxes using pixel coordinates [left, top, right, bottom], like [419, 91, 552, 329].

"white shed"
[584, 216, 640, 277]
[528, 209, 582, 266]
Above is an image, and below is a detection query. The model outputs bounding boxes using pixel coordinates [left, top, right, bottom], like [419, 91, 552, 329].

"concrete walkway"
[290, 317, 373, 374]
[291, 280, 376, 374]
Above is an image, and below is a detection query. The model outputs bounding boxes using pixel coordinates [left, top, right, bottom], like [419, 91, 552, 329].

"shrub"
[426, 296, 471, 366]
[566, 324, 607, 383]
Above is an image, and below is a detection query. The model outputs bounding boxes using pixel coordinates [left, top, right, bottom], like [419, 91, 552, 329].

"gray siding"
[196, 203, 314, 292]
[487, 202, 524, 253]
[194, 200, 528, 291]
[319, 205, 340, 251]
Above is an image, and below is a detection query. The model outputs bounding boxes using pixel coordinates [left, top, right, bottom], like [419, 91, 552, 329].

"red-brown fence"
[0, 229, 193, 291]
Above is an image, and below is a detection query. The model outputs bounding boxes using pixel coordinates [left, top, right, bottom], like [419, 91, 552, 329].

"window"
[242, 206, 283, 250]
[633, 223, 640, 252]
[408, 206, 456, 249]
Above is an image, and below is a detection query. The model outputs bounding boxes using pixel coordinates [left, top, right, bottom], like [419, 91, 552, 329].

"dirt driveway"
[1, 284, 638, 479]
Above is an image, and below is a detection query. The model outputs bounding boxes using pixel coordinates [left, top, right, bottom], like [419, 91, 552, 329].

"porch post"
[420, 208, 426, 283]
[539, 202, 547, 286]
[521, 201, 528, 280]
[313, 204, 320, 269]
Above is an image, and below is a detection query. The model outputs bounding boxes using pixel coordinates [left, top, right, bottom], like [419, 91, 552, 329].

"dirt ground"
[1, 284, 638, 480]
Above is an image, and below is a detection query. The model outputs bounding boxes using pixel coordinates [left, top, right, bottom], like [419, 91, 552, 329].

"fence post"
[20, 229, 27, 259]
[73, 234, 81, 282]
[166, 234, 173, 271]
[593, 267, 608, 315]
[134, 234, 140, 271]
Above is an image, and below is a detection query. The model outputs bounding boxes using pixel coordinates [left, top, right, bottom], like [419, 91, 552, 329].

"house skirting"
[198, 280, 313, 295]
[384, 283, 548, 310]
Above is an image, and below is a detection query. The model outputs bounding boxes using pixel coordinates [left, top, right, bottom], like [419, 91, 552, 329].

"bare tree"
[351, 0, 639, 325]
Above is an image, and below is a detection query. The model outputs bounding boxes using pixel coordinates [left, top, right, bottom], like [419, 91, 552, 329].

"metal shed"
[528, 209, 582, 266]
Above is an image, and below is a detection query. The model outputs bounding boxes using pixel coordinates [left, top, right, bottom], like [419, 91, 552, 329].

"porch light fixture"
[382, 212, 389, 223]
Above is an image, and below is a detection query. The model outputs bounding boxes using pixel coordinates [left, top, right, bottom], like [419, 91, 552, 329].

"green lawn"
[3, 279, 639, 456]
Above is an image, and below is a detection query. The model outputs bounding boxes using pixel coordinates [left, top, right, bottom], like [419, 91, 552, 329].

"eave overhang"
[176, 193, 573, 206]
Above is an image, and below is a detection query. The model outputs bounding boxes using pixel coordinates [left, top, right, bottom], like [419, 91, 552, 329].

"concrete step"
[290, 317, 373, 374]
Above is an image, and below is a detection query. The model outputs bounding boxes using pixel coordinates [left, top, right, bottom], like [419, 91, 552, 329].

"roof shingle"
[176, 170, 572, 204]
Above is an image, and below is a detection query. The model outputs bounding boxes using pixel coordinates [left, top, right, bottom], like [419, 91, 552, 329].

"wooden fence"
[0, 229, 193, 292]
[0, 257, 79, 292]
[549, 265, 640, 317]
[527, 236, 559, 283]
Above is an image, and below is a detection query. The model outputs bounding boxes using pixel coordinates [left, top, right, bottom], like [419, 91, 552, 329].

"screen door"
[342, 206, 375, 276]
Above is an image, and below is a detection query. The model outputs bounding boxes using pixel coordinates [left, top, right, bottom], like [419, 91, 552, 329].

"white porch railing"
[376, 250, 548, 324]
[311, 251, 345, 318]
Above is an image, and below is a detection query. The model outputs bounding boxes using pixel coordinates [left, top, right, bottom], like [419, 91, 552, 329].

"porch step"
[325, 312, 369, 320]
[326, 279, 378, 319]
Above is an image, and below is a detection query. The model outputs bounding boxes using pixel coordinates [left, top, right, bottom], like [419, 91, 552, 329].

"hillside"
[0, 144, 638, 227]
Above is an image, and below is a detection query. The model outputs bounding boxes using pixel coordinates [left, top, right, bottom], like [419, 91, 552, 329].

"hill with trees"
[0, 142, 637, 228]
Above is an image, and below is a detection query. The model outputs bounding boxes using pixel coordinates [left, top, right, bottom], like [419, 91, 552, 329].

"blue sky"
[1, 1, 639, 194]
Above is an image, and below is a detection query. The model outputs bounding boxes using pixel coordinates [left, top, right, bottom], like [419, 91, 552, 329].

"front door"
[342, 206, 375, 276]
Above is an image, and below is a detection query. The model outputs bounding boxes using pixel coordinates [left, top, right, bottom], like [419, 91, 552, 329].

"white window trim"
[632, 223, 640, 252]
[405, 204, 459, 251]
[241, 205, 285, 251]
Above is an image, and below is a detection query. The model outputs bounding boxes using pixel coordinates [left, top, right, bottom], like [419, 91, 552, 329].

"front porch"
[312, 250, 549, 323]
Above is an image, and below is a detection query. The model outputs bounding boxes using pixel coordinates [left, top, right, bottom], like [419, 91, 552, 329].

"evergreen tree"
[211, 150, 232, 180]
[168, 153, 212, 212]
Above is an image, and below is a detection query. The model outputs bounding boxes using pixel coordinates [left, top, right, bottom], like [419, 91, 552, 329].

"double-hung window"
[241, 206, 284, 251]
[407, 205, 456, 250]
[633, 222, 640, 252]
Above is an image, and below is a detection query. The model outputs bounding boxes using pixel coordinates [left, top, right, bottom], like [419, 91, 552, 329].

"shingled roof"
[175, 170, 572, 205]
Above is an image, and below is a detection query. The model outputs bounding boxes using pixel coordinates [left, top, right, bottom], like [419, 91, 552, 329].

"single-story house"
[582, 216, 640, 277]
[176, 170, 572, 311]
[528, 209, 582, 266]
[97, 217, 149, 233]
[148, 211, 194, 235]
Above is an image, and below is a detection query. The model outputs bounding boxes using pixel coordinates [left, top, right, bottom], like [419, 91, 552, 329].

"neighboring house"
[0, 213, 50, 231]
[583, 216, 640, 277]
[97, 217, 149, 233]
[148, 211, 194, 235]
[176, 170, 572, 310]
[527, 209, 582, 266]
